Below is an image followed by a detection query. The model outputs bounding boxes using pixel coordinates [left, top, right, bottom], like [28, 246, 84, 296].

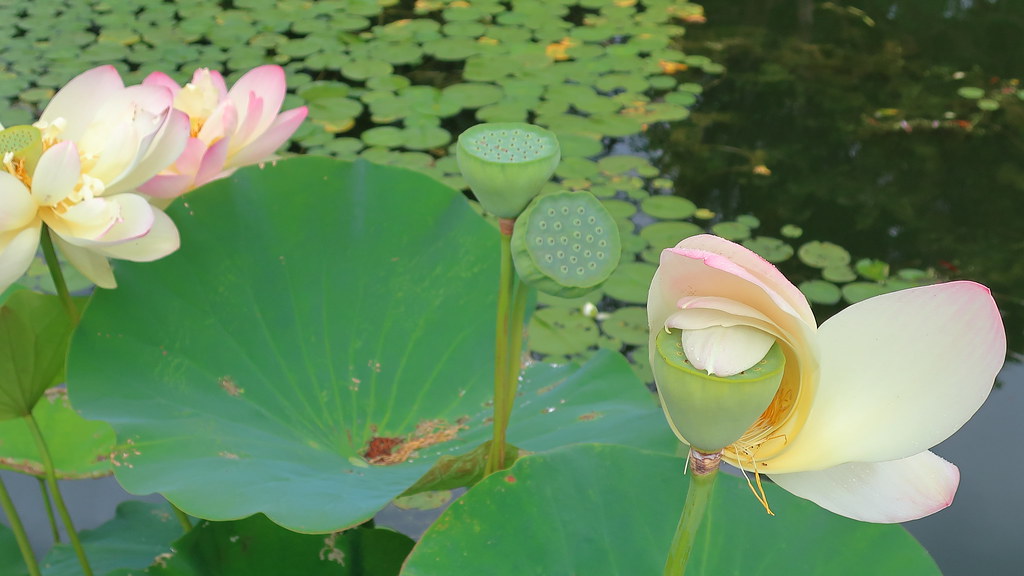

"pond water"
[662, 1, 1024, 574]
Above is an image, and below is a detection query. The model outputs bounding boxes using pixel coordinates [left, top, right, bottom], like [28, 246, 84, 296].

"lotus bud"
[456, 122, 560, 219]
[652, 326, 786, 452]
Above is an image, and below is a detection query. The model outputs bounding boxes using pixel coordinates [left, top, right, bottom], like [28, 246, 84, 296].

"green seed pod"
[652, 328, 786, 452]
[456, 122, 560, 219]
[511, 190, 621, 298]
[0, 125, 43, 176]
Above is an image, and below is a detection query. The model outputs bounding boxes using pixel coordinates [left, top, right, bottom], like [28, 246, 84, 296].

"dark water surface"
[658, 1, 1024, 574]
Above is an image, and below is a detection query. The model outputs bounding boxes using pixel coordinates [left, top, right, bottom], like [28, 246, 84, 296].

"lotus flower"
[0, 65, 189, 292]
[139, 65, 308, 200]
[648, 234, 1005, 523]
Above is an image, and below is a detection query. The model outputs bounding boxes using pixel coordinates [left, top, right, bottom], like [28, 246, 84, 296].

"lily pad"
[799, 279, 842, 306]
[42, 501, 181, 576]
[148, 517, 413, 576]
[528, 307, 600, 356]
[0, 389, 115, 479]
[600, 307, 648, 346]
[742, 237, 794, 263]
[797, 241, 851, 269]
[68, 158, 674, 533]
[602, 262, 658, 304]
[641, 195, 696, 220]
[401, 444, 942, 576]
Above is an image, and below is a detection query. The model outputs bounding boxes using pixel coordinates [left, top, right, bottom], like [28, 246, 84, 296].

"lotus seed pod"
[511, 190, 621, 298]
[456, 122, 560, 219]
[652, 329, 786, 452]
[0, 125, 43, 176]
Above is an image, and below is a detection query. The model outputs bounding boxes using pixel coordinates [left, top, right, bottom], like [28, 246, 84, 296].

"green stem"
[170, 501, 192, 533]
[25, 413, 93, 576]
[486, 222, 516, 476]
[0, 474, 42, 576]
[502, 277, 529, 427]
[39, 225, 79, 325]
[37, 476, 60, 543]
[664, 448, 721, 576]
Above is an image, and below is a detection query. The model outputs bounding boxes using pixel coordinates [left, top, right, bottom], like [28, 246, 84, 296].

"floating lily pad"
[402, 444, 942, 576]
[822, 265, 857, 283]
[641, 195, 697, 220]
[529, 307, 600, 356]
[799, 280, 842, 306]
[711, 221, 751, 241]
[780, 224, 803, 238]
[641, 221, 703, 251]
[842, 282, 893, 304]
[956, 86, 985, 100]
[602, 262, 658, 304]
[600, 307, 648, 346]
[797, 241, 851, 269]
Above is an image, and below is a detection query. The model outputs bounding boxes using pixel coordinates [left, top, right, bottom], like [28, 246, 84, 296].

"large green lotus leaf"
[42, 501, 180, 576]
[401, 444, 942, 576]
[67, 158, 672, 533]
[0, 291, 75, 422]
[0, 389, 114, 479]
[148, 516, 413, 576]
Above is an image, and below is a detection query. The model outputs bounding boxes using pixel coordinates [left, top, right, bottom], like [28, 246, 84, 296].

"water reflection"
[646, 0, 1024, 357]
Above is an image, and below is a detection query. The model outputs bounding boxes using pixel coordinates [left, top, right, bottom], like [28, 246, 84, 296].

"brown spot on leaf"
[363, 419, 468, 466]
[578, 411, 604, 421]
[219, 376, 244, 396]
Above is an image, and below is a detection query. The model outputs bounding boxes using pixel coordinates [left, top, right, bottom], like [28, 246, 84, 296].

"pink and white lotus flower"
[139, 65, 308, 200]
[0, 65, 189, 292]
[648, 234, 1006, 523]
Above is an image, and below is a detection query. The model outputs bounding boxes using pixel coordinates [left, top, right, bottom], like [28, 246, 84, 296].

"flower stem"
[486, 219, 516, 476]
[39, 226, 79, 325]
[502, 277, 529, 424]
[37, 476, 61, 543]
[170, 501, 192, 532]
[25, 413, 93, 576]
[0, 473, 42, 576]
[664, 448, 721, 576]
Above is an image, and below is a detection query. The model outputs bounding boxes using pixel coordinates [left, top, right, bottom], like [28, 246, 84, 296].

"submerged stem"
[39, 226, 79, 325]
[25, 413, 93, 576]
[486, 221, 516, 475]
[37, 476, 60, 543]
[0, 474, 42, 576]
[664, 448, 721, 576]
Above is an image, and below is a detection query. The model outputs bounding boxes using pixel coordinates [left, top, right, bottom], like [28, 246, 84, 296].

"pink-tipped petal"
[0, 226, 42, 293]
[109, 109, 191, 194]
[53, 234, 115, 289]
[47, 197, 119, 241]
[39, 66, 125, 141]
[142, 71, 182, 95]
[770, 451, 960, 523]
[648, 235, 816, 358]
[138, 173, 194, 199]
[228, 65, 286, 138]
[193, 137, 230, 187]
[31, 141, 81, 206]
[762, 282, 1005, 473]
[96, 208, 179, 262]
[227, 105, 307, 168]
